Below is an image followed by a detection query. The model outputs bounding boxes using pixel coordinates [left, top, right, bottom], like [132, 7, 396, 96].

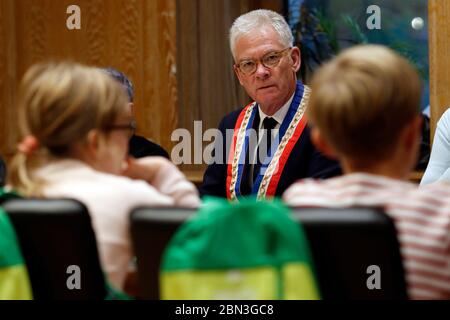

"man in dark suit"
[102, 68, 169, 159]
[200, 9, 340, 200]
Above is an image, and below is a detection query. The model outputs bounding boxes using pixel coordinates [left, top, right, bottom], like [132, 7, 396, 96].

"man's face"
[233, 26, 301, 115]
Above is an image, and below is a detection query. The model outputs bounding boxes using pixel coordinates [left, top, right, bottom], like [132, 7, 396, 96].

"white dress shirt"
[249, 92, 295, 184]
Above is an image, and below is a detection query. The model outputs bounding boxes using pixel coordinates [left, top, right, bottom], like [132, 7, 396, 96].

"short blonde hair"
[8, 62, 128, 196]
[307, 45, 421, 164]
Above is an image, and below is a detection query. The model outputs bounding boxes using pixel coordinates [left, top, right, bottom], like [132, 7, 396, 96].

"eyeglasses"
[235, 47, 292, 75]
[106, 120, 136, 139]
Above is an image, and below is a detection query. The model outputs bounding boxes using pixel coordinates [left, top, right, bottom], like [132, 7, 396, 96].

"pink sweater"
[33, 159, 200, 290]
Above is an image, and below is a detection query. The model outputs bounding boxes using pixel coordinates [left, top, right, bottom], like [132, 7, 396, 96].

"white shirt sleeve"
[421, 108, 450, 185]
[151, 162, 201, 208]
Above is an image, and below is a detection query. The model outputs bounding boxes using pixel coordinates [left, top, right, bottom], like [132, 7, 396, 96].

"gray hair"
[229, 9, 294, 60]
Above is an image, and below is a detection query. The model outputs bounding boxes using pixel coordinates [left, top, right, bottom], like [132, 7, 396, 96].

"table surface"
[182, 169, 425, 185]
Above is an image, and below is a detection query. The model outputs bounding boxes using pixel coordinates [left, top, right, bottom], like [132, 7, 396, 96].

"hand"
[121, 156, 174, 183]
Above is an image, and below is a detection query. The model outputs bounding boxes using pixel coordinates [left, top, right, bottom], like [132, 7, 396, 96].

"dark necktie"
[252, 117, 278, 183]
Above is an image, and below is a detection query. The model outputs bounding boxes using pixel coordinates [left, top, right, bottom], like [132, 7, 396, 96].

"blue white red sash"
[226, 82, 310, 200]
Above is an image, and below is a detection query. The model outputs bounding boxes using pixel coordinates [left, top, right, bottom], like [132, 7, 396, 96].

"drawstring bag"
[160, 197, 320, 300]
[0, 205, 33, 299]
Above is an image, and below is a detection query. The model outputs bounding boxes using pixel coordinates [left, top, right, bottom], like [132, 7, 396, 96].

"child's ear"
[85, 129, 102, 154]
[128, 102, 135, 117]
[311, 127, 337, 159]
[403, 115, 423, 151]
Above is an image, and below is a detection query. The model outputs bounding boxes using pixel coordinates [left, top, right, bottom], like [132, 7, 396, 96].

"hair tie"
[18, 135, 39, 155]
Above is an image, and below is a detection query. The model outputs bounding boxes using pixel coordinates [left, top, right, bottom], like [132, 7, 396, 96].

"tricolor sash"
[226, 82, 310, 200]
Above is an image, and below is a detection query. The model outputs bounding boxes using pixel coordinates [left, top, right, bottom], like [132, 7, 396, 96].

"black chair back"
[2, 198, 107, 299]
[130, 206, 407, 299]
[291, 207, 407, 299]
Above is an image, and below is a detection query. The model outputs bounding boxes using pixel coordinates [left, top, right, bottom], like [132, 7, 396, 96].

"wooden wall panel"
[177, 0, 248, 137]
[249, 0, 284, 13]
[143, 0, 178, 149]
[176, 0, 200, 130]
[1, 0, 285, 175]
[429, 0, 450, 139]
[0, 0, 177, 158]
[0, 0, 17, 157]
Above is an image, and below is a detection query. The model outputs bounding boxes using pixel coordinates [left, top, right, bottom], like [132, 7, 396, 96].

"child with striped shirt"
[283, 45, 450, 299]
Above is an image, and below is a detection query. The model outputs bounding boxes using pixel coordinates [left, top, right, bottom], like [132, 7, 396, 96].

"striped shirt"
[283, 173, 450, 300]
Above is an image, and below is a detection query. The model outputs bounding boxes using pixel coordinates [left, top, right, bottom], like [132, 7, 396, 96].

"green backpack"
[0, 206, 33, 300]
[160, 197, 320, 300]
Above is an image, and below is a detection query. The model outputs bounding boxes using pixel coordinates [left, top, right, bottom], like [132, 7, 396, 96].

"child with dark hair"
[0, 156, 5, 186]
[102, 67, 170, 159]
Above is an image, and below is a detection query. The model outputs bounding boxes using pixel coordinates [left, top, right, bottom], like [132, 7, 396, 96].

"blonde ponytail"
[7, 62, 128, 196]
